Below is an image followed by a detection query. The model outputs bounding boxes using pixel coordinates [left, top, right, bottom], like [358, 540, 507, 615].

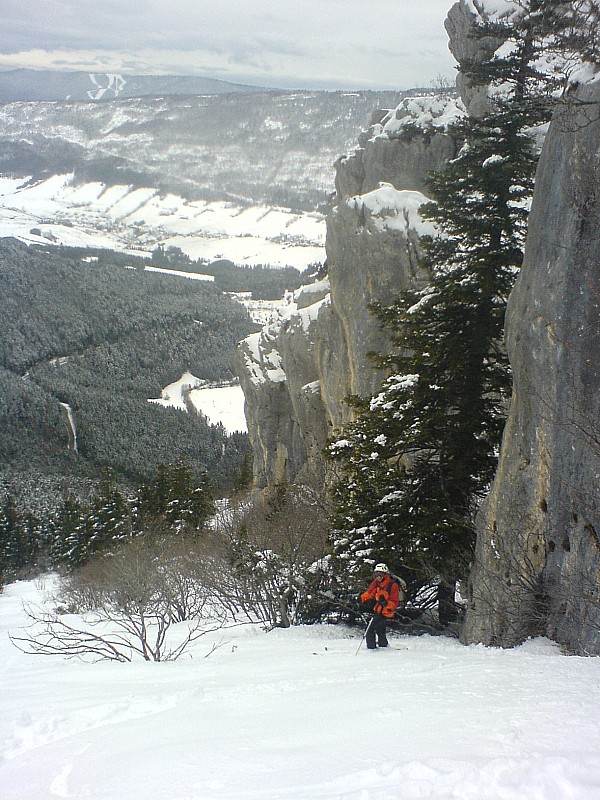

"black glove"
[361, 599, 375, 612]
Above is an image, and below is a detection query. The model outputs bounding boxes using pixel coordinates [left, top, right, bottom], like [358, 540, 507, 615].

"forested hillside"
[0, 90, 408, 210]
[0, 238, 256, 504]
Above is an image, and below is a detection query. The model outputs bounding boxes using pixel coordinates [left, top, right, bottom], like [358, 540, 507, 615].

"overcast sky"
[0, 1, 459, 90]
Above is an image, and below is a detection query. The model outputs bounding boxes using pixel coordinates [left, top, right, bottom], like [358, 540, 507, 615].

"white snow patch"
[149, 371, 204, 412]
[371, 94, 466, 140]
[0, 176, 325, 271]
[350, 184, 436, 237]
[149, 372, 247, 433]
[144, 265, 214, 282]
[188, 384, 247, 433]
[240, 288, 329, 386]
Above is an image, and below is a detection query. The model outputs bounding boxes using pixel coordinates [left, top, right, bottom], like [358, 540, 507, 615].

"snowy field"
[2, 579, 600, 800]
[0, 176, 325, 270]
[149, 372, 247, 433]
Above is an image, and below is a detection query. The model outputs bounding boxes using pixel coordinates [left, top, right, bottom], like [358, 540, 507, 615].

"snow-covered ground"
[149, 372, 247, 433]
[187, 385, 247, 433]
[2, 578, 600, 800]
[0, 176, 325, 270]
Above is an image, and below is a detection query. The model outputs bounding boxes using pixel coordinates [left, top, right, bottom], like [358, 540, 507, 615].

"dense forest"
[149, 247, 304, 299]
[0, 238, 259, 514]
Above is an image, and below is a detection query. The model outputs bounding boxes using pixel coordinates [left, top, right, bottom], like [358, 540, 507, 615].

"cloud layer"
[1, 1, 458, 89]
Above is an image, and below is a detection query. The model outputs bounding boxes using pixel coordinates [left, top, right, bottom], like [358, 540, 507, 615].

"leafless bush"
[205, 484, 331, 628]
[465, 511, 600, 653]
[61, 534, 213, 622]
[9, 485, 333, 661]
[465, 519, 549, 646]
[11, 536, 228, 661]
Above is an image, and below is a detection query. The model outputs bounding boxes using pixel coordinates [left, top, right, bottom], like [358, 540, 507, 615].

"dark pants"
[366, 614, 388, 648]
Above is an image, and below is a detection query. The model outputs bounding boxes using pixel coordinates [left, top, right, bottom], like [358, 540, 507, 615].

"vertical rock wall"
[462, 81, 600, 655]
[236, 95, 462, 491]
[235, 0, 600, 655]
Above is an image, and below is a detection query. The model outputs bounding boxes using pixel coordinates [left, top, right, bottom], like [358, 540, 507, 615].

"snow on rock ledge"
[236, 93, 459, 492]
[369, 94, 466, 139]
[236, 284, 332, 489]
[335, 93, 460, 199]
[349, 184, 437, 237]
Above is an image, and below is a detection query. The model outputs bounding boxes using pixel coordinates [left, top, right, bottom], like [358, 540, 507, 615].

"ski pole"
[355, 616, 374, 655]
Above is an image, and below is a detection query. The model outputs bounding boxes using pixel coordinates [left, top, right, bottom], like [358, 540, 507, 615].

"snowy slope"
[1, 579, 599, 800]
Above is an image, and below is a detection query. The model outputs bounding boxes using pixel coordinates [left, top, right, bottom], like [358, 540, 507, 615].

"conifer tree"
[0, 496, 20, 580]
[85, 473, 133, 556]
[57, 495, 91, 569]
[137, 460, 215, 533]
[328, 1, 584, 619]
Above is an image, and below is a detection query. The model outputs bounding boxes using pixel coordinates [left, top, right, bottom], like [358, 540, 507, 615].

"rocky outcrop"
[337, 96, 462, 198]
[444, 0, 507, 117]
[235, 0, 600, 657]
[462, 80, 600, 655]
[235, 284, 332, 488]
[236, 94, 463, 491]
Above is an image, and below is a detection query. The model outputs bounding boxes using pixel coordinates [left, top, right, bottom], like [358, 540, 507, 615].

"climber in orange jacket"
[360, 563, 402, 649]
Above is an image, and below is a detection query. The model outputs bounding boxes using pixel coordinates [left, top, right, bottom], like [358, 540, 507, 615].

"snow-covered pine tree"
[0, 495, 20, 581]
[328, 1, 580, 621]
[85, 474, 133, 556]
[55, 495, 93, 569]
[137, 460, 215, 534]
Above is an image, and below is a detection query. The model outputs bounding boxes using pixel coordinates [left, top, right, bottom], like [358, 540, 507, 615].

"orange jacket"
[360, 574, 400, 619]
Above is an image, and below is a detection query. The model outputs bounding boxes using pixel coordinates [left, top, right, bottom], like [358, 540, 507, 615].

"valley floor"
[0, 176, 325, 271]
[1, 578, 599, 799]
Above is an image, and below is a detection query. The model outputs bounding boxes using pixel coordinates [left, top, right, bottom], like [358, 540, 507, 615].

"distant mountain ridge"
[0, 88, 409, 210]
[0, 68, 263, 102]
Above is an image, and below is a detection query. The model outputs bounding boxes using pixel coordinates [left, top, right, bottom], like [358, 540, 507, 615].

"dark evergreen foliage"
[0, 460, 218, 578]
[201, 260, 304, 300]
[149, 246, 305, 300]
[0, 239, 256, 542]
[327, 1, 581, 615]
[137, 460, 215, 533]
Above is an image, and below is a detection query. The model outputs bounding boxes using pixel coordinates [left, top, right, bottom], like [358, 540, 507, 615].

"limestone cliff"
[444, 0, 506, 117]
[236, 0, 600, 657]
[236, 94, 463, 491]
[462, 80, 600, 655]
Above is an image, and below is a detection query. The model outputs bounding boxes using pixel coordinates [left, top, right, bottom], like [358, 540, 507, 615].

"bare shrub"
[466, 514, 600, 654]
[11, 535, 227, 662]
[204, 484, 332, 628]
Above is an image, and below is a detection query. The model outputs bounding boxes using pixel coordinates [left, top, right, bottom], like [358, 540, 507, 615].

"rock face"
[444, 1, 506, 117]
[235, 283, 332, 489]
[236, 95, 462, 491]
[236, 0, 600, 656]
[462, 80, 600, 655]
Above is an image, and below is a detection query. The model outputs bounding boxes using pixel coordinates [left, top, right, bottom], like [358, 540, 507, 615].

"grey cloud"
[1, 0, 457, 90]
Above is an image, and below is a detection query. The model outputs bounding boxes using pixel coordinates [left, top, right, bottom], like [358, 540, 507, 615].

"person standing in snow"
[360, 563, 403, 649]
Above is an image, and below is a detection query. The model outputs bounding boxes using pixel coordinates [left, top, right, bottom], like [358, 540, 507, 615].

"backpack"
[390, 574, 407, 608]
